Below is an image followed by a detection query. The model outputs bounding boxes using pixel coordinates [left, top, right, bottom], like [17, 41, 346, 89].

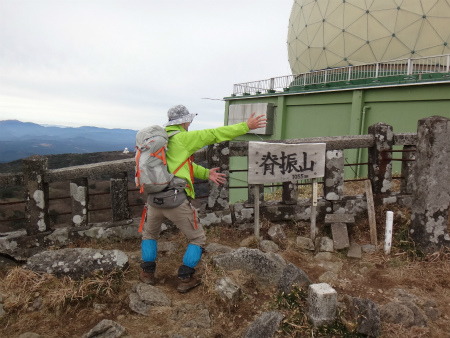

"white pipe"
[384, 211, 394, 255]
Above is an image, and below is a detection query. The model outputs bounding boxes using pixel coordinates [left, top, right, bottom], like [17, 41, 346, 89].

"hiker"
[139, 104, 267, 293]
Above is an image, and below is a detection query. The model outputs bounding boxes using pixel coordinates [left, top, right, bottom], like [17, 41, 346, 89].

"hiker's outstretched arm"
[246, 112, 267, 130]
[209, 167, 226, 186]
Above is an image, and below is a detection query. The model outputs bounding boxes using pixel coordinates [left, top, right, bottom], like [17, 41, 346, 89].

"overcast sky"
[0, 0, 293, 131]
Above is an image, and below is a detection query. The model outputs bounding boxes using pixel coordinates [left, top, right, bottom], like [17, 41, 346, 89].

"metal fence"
[233, 54, 450, 95]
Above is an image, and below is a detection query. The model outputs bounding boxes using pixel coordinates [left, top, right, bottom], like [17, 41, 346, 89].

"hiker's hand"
[246, 112, 267, 130]
[209, 167, 226, 186]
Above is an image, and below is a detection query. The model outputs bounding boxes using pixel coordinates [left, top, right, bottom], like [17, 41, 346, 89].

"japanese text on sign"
[248, 142, 326, 184]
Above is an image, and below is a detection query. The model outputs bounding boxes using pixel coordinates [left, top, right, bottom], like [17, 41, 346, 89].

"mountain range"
[0, 120, 137, 163]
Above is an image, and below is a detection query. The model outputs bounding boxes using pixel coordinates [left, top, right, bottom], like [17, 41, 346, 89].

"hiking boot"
[176, 275, 201, 293]
[139, 270, 155, 285]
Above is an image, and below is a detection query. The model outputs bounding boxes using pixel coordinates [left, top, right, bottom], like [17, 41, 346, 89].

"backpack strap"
[150, 146, 167, 165]
[173, 156, 194, 192]
[135, 149, 142, 187]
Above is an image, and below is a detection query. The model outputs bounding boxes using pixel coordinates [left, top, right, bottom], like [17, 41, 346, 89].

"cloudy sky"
[0, 0, 293, 131]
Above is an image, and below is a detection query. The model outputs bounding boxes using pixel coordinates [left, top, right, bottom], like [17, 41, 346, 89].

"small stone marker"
[331, 223, 350, 250]
[324, 214, 355, 224]
[307, 283, 337, 327]
[347, 242, 362, 259]
[319, 237, 334, 252]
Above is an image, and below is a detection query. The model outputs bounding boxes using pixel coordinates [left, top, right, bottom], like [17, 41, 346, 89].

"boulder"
[243, 311, 284, 338]
[278, 263, 312, 295]
[82, 319, 126, 338]
[352, 298, 380, 337]
[26, 248, 128, 279]
[212, 248, 286, 285]
[380, 302, 415, 327]
[401, 300, 427, 327]
[260, 240, 279, 253]
[296, 236, 315, 251]
[215, 277, 241, 304]
[129, 283, 171, 316]
[318, 271, 338, 284]
[204, 243, 233, 254]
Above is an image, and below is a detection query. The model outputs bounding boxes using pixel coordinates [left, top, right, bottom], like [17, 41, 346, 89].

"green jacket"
[165, 122, 249, 198]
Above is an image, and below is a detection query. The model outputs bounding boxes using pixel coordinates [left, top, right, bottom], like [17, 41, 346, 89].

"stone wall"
[1, 118, 449, 259]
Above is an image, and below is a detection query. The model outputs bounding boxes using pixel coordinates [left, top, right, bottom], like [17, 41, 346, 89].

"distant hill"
[0, 120, 137, 163]
[0, 151, 135, 174]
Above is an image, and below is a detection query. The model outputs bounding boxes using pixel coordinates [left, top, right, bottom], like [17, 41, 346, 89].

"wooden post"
[365, 180, 377, 246]
[254, 184, 260, 240]
[310, 178, 318, 240]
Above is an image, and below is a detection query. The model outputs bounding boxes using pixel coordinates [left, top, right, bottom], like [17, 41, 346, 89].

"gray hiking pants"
[141, 199, 206, 247]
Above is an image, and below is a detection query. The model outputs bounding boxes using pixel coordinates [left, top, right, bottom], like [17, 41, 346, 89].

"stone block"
[307, 283, 338, 327]
[324, 214, 355, 224]
[347, 243, 362, 259]
[331, 223, 349, 250]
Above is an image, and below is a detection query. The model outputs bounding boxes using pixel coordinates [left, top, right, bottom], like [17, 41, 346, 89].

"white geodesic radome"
[287, 0, 450, 74]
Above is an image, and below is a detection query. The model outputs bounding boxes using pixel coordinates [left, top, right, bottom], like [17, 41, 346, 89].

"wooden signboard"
[248, 142, 326, 184]
[248, 142, 326, 240]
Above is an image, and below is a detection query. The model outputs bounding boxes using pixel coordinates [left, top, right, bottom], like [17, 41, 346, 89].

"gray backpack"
[135, 125, 180, 194]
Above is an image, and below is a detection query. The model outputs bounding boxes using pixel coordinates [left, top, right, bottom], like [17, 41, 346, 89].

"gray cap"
[164, 105, 197, 127]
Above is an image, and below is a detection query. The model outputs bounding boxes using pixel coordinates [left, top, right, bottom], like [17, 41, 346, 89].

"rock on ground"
[352, 298, 380, 337]
[26, 248, 128, 280]
[204, 243, 233, 255]
[380, 302, 415, 327]
[260, 240, 279, 253]
[18, 333, 43, 338]
[243, 311, 284, 338]
[267, 224, 286, 244]
[129, 283, 171, 316]
[171, 303, 211, 329]
[278, 263, 312, 295]
[82, 319, 126, 338]
[212, 247, 286, 285]
[215, 277, 241, 304]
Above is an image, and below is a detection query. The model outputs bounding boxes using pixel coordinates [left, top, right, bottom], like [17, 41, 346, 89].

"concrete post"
[207, 142, 230, 211]
[110, 172, 130, 221]
[282, 181, 298, 205]
[400, 145, 415, 194]
[368, 123, 393, 205]
[410, 116, 450, 253]
[70, 177, 89, 227]
[23, 155, 49, 235]
[307, 283, 337, 327]
[324, 149, 344, 201]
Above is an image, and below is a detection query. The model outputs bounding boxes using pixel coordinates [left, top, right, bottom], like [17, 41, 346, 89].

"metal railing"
[233, 54, 450, 95]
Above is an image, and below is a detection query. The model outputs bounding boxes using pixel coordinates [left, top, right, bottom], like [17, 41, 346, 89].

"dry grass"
[1, 208, 450, 337]
[0, 267, 128, 314]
